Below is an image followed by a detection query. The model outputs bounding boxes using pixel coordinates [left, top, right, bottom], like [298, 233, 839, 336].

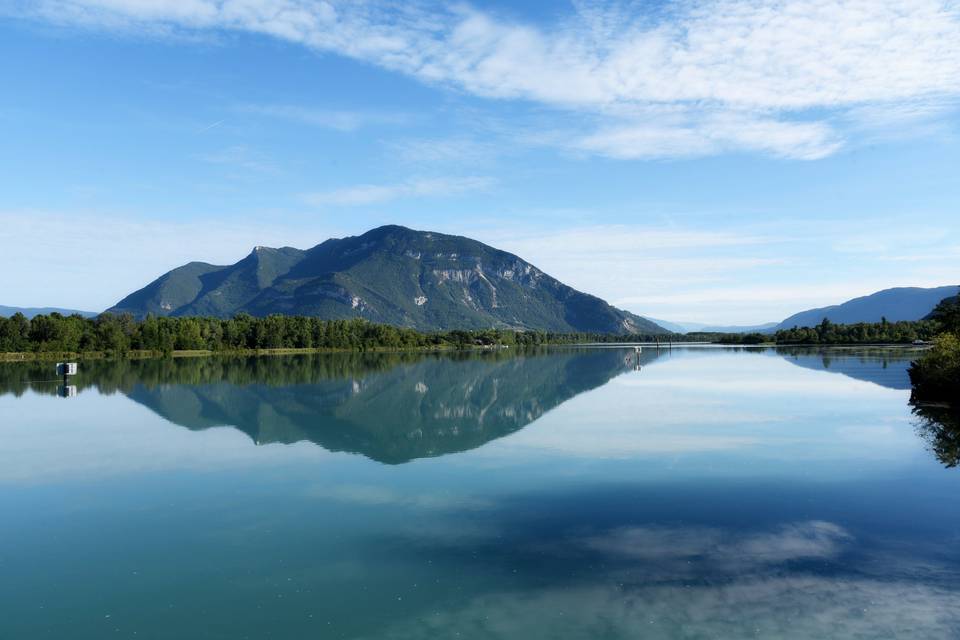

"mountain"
[643, 317, 688, 333]
[108, 225, 666, 334]
[0, 305, 97, 319]
[698, 322, 778, 334]
[775, 286, 960, 330]
[647, 318, 778, 334]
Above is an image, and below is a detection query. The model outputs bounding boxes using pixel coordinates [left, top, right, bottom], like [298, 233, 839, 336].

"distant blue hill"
[0, 306, 97, 319]
[775, 285, 959, 330]
[646, 318, 778, 334]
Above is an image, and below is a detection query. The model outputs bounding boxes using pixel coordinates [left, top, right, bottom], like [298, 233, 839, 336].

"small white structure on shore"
[56, 362, 78, 377]
[56, 363, 78, 397]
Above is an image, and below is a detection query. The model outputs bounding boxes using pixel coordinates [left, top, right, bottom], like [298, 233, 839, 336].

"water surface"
[1, 346, 957, 639]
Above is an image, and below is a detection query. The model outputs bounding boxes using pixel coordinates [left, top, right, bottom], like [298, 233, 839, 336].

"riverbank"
[0, 345, 473, 362]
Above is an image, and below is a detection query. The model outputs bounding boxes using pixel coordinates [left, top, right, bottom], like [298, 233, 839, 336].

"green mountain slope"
[108, 225, 666, 334]
[775, 285, 960, 330]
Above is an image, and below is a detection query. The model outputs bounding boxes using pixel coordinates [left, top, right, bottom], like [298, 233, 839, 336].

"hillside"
[0, 305, 97, 319]
[776, 286, 959, 330]
[108, 225, 666, 334]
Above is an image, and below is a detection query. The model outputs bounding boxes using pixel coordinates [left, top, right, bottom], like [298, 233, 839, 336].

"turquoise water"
[0, 347, 957, 639]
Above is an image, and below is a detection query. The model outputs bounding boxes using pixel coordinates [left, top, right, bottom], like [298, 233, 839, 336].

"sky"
[0, 0, 958, 325]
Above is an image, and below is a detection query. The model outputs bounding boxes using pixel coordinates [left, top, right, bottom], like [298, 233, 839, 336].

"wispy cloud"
[200, 144, 279, 173]
[303, 175, 494, 206]
[390, 136, 499, 166]
[10, 0, 960, 159]
[238, 103, 409, 132]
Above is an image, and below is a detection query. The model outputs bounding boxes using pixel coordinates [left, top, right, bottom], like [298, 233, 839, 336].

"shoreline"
[0, 341, 931, 363]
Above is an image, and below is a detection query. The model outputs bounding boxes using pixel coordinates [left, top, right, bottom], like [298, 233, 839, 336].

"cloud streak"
[9, 0, 960, 159]
[303, 175, 494, 206]
[238, 103, 409, 131]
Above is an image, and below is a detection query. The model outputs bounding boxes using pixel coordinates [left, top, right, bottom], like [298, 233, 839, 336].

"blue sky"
[1, 0, 958, 324]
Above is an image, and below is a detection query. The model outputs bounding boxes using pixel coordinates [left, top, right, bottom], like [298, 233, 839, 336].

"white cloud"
[575, 109, 844, 160]
[238, 103, 409, 131]
[10, 0, 960, 159]
[303, 175, 494, 206]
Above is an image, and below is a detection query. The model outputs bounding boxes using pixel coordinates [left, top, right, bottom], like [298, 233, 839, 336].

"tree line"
[685, 317, 942, 345]
[0, 311, 667, 356]
[773, 317, 941, 344]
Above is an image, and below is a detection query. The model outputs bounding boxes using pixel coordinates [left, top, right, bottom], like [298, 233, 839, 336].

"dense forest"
[0, 311, 669, 357]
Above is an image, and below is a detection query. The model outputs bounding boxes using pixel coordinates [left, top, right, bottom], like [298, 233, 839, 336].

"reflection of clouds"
[585, 521, 851, 568]
[305, 484, 493, 511]
[374, 515, 959, 639]
[0, 393, 331, 484]
[369, 578, 959, 640]
[616, 372, 895, 396]
[470, 350, 919, 463]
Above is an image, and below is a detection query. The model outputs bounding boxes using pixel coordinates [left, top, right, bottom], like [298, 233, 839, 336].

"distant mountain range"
[107, 225, 666, 335]
[774, 285, 959, 330]
[0, 305, 96, 319]
[645, 318, 778, 334]
[651, 285, 959, 334]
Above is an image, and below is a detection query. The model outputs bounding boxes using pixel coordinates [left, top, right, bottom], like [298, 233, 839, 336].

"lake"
[1, 346, 958, 639]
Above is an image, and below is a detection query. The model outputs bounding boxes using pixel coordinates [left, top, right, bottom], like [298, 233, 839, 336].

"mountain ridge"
[775, 285, 959, 330]
[0, 305, 97, 319]
[108, 225, 666, 335]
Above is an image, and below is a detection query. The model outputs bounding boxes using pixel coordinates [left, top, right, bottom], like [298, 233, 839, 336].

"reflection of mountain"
[132, 350, 647, 463]
[775, 347, 917, 391]
[0, 349, 652, 464]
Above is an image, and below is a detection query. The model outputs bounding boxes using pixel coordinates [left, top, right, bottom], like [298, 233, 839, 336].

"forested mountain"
[775, 286, 959, 330]
[108, 225, 665, 334]
[0, 306, 96, 319]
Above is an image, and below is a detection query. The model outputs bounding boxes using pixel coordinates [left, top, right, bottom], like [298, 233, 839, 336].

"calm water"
[1, 346, 958, 639]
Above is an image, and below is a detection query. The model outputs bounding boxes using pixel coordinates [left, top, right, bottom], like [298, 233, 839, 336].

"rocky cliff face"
[109, 225, 666, 334]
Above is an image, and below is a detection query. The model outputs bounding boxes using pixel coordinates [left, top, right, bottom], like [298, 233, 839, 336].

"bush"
[909, 332, 960, 402]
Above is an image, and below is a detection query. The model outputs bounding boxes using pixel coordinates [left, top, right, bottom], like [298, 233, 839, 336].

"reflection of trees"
[0, 348, 646, 463]
[0, 350, 525, 397]
[912, 402, 960, 468]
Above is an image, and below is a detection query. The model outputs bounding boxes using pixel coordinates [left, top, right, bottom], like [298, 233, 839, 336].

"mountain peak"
[107, 227, 667, 334]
